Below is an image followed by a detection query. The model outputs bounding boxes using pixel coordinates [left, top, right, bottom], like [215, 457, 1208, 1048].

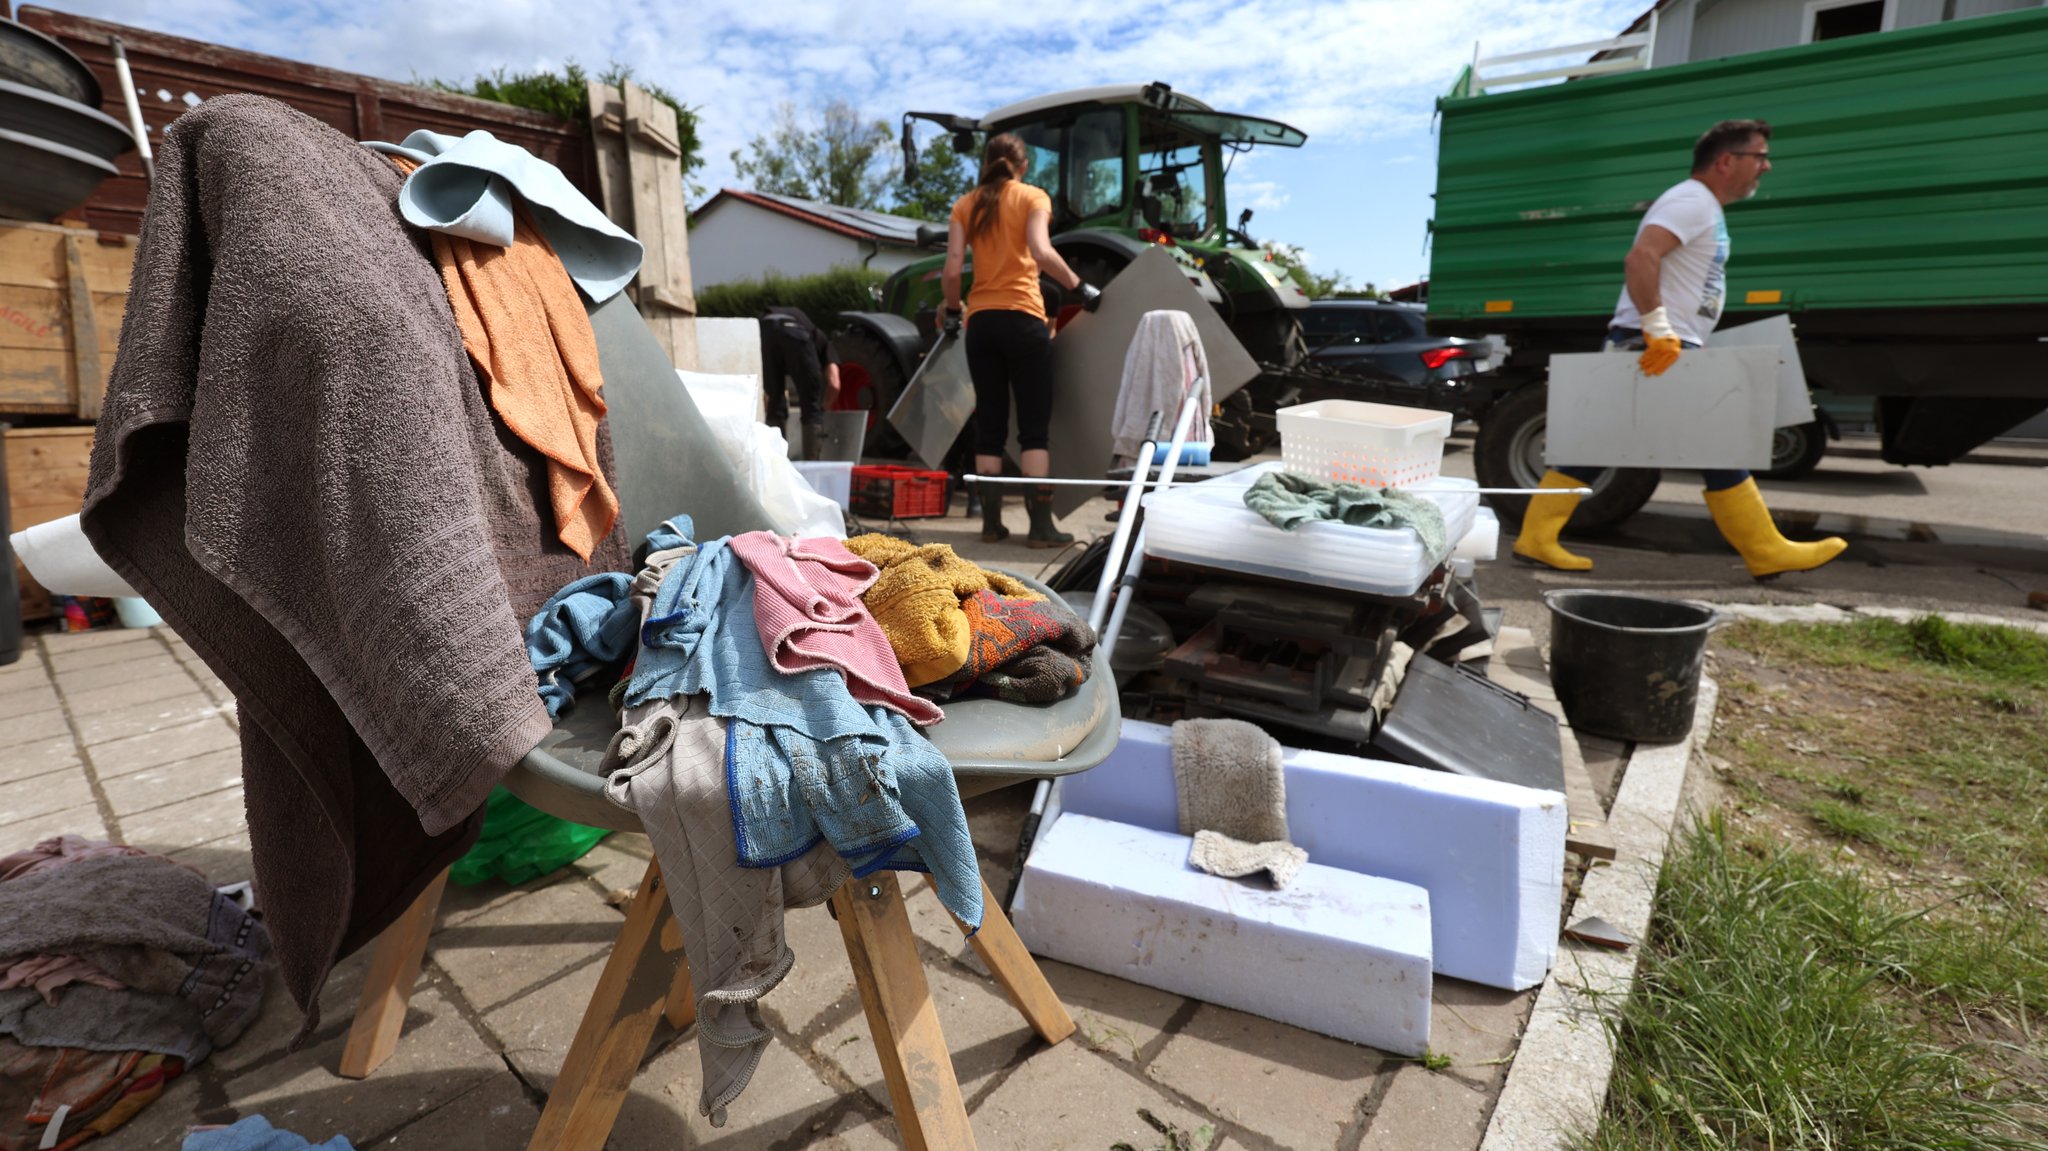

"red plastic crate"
[849, 465, 950, 519]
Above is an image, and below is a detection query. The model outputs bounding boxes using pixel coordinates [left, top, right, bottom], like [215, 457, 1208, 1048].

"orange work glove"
[1638, 306, 1681, 376]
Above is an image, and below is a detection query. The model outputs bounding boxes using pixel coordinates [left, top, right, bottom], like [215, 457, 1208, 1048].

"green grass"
[1589, 616, 2048, 1150]
[1726, 614, 2048, 684]
[1586, 819, 2048, 1151]
[1805, 796, 1900, 849]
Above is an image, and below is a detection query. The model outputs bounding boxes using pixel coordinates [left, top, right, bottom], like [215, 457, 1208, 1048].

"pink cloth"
[0, 953, 125, 1004]
[0, 837, 161, 1005]
[0, 835, 153, 883]
[730, 532, 944, 727]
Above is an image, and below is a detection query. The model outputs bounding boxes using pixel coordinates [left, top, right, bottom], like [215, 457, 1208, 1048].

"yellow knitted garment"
[843, 534, 1043, 686]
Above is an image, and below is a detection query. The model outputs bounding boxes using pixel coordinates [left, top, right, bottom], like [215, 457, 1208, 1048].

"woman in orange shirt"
[942, 133, 1099, 547]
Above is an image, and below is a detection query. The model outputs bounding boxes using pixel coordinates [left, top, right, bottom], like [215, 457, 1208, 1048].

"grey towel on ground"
[1171, 717, 1305, 889]
[0, 854, 269, 1063]
[77, 94, 626, 1026]
[601, 693, 848, 1127]
[1243, 470, 1449, 559]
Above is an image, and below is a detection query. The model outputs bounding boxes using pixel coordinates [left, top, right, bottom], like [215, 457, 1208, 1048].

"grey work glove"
[1076, 282, 1104, 312]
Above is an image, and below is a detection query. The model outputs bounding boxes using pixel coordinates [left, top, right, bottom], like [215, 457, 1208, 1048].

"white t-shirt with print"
[1611, 178, 1729, 346]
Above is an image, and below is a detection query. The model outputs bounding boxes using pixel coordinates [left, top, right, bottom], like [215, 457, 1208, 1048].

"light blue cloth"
[363, 129, 643, 301]
[526, 571, 638, 718]
[624, 517, 982, 929]
[182, 1115, 354, 1150]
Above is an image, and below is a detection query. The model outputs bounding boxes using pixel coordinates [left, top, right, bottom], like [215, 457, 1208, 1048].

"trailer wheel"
[831, 327, 910, 458]
[1474, 383, 1660, 534]
[1758, 420, 1827, 480]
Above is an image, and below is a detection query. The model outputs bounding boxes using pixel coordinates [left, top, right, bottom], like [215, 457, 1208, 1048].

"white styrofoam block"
[1012, 814, 1433, 1055]
[1054, 719, 1566, 990]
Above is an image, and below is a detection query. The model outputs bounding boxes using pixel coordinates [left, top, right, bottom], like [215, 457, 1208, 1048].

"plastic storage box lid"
[1141, 462, 1478, 597]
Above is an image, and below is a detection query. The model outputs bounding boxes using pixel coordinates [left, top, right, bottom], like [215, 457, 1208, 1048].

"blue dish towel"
[182, 1115, 354, 1150]
[526, 571, 637, 718]
[625, 517, 982, 929]
[363, 129, 644, 301]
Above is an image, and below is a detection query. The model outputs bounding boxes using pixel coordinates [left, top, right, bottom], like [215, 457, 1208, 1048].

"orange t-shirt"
[950, 180, 1052, 322]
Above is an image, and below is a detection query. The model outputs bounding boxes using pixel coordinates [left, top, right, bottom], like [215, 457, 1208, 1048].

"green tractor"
[831, 81, 1318, 457]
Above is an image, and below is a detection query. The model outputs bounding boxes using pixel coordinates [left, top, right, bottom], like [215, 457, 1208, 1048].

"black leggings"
[965, 310, 1053, 454]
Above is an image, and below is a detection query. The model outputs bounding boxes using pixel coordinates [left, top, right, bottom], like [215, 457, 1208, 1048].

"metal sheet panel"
[1429, 7, 2048, 324]
[886, 330, 975, 469]
[1546, 345, 1781, 470]
[1709, 314, 1816, 428]
[1016, 246, 1259, 516]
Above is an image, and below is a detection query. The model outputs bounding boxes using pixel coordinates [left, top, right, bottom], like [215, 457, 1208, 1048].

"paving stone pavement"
[3, 624, 1569, 1151]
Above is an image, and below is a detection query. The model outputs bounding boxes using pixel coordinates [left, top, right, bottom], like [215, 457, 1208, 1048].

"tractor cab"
[938, 82, 1306, 247]
[835, 84, 1312, 456]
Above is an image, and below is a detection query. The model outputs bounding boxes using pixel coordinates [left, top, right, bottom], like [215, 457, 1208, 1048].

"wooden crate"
[0, 221, 132, 418]
[7, 426, 97, 622]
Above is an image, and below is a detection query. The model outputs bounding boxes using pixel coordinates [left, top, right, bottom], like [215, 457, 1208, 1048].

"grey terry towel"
[602, 693, 847, 1127]
[78, 95, 623, 1025]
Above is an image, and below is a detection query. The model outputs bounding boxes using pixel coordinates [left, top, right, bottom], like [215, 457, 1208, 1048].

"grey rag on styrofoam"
[1170, 717, 1305, 889]
[365, 129, 643, 301]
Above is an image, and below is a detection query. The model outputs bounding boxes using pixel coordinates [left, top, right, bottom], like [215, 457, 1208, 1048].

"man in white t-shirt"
[1514, 119, 1848, 580]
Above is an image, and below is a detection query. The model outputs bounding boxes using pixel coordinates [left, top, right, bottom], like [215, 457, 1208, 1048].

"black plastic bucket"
[1545, 590, 1718, 743]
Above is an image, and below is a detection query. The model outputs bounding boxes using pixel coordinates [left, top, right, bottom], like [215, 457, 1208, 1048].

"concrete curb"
[1477, 676, 1720, 1151]
[1716, 601, 2048, 636]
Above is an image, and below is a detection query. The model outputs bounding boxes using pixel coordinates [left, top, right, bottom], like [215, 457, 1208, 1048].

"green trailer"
[1427, 7, 2048, 530]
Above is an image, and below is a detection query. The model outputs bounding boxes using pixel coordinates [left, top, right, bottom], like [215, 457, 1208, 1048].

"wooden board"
[588, 81, 697, 370]
[18, 6, 603, 239]
[7, 426, 97, 621]
[0, 223, 131, 416]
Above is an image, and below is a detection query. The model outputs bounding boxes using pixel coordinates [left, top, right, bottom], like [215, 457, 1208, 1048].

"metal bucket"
[1544, 590, 1719, 743]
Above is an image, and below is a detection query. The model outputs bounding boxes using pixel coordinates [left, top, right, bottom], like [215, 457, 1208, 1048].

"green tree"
[887, 134, 978, 221]
[1261, 241, 1358, 299]
[730, 100, 893, 210]
[428, 61, 703, 188]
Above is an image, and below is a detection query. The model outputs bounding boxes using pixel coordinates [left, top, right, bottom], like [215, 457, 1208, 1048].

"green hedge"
[694, 266, 886, 324]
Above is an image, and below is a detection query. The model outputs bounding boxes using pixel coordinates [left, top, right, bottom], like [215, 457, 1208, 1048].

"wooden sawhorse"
[336, 860, 1073, 1151]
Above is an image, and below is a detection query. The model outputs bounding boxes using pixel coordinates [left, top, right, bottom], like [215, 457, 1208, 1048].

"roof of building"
[692, 189, 930, 247]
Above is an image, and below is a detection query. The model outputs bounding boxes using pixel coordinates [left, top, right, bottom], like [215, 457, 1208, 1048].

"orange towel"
[392, 156, 618, 560]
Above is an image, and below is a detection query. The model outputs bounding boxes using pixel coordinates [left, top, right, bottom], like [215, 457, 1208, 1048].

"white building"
[1622, 0, 2041, 64]
[688, 190, 933, 288]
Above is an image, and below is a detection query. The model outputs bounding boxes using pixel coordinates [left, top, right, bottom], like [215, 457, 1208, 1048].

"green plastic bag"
[450, 787, 611, 887]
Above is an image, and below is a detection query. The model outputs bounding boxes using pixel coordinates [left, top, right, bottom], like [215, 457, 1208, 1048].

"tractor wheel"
[830, 327, 910, 458]
[1474, 382, 1660, 534]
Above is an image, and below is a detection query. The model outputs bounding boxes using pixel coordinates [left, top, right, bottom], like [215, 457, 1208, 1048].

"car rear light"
[1419, 347, 1470, 370]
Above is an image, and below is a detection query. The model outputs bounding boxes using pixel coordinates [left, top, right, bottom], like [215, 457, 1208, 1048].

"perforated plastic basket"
[1276, 399, 1453, 488]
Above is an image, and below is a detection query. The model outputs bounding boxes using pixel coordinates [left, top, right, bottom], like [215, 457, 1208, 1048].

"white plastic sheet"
[675, 369, 846, 538]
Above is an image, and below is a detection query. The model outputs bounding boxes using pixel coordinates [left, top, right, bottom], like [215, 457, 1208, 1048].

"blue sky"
[65, 0, 1645, 292]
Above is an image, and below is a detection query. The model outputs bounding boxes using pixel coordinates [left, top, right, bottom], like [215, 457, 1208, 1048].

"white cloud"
[69, 0, 1641, 191]
[62, 0, 1642, 293]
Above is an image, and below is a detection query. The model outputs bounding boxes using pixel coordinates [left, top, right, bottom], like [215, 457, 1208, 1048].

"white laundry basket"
[1277, 399, 1453, 488]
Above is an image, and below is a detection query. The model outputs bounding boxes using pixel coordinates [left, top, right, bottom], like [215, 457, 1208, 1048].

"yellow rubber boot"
[1511, 471, 1594, 571]
[1702, 477, 1847, 579]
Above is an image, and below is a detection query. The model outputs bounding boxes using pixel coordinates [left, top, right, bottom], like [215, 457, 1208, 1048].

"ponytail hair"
[968, 133, 1029, 241]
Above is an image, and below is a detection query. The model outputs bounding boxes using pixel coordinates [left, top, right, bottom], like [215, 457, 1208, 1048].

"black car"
[1300, 300, 1490, 388]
